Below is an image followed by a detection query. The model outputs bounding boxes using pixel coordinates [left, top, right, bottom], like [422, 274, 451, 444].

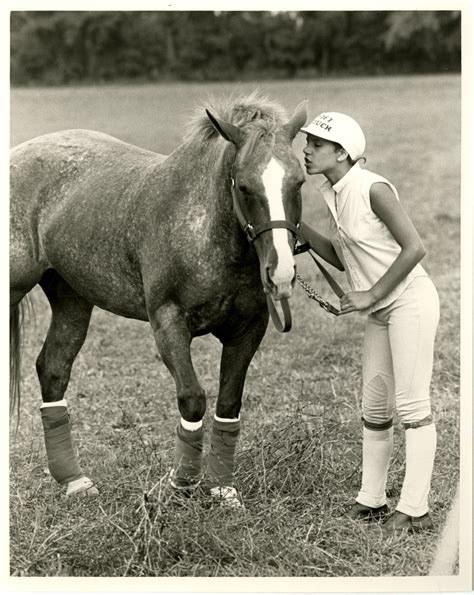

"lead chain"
[296, 274, 340, 316]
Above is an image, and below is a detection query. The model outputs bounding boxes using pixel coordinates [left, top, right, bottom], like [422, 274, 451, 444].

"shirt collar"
[321, 178, 332, 194]
[332, 162, 362, 194]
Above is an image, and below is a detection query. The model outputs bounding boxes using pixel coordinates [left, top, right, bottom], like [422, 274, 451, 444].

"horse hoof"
[66, 477, 98, 497]
[210, 486, 244, 509]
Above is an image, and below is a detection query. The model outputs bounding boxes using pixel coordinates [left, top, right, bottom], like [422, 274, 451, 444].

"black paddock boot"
[382, 510, 434, 535]
[348, 502, 390, 522]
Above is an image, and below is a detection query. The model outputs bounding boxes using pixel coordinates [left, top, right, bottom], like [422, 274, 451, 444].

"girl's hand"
[339, 291, 376, 314]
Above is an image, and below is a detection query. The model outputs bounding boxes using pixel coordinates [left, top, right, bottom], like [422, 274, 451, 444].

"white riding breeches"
[362, 276, 440, 425]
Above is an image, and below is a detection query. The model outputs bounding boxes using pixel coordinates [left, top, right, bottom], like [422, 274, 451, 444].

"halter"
[230, 176, 300, 243]
[230, 176, 299, 333]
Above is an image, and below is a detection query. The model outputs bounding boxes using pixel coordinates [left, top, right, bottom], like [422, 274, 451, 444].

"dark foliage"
[11, 10, 461, 86]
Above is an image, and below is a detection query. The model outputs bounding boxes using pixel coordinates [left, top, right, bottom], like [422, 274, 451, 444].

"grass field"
[9, 75, 462, 579]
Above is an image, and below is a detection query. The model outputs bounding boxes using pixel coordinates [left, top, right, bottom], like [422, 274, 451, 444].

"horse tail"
[10, 296, 32, 421]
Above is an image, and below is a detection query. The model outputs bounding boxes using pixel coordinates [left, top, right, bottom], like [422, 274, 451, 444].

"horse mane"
[184, 90, 288, 143]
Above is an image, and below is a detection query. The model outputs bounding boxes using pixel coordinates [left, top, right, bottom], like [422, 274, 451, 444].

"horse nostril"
[265, 266, 272, 284]
[265, 266, 275, 289]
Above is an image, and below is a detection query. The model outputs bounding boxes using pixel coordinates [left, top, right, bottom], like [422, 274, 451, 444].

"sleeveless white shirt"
[320, 162, 427, 313]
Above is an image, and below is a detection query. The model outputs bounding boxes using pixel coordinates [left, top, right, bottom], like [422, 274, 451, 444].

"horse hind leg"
[37, 270, 98, 497]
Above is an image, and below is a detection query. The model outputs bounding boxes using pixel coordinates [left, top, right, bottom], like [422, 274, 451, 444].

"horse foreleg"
[149, 303, 206, 492]
[37, 271, 97, 497]
[210, 313, 268, 506]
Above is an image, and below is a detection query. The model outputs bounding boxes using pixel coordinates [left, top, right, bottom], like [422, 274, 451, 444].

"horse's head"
[206, 101, 307, 301]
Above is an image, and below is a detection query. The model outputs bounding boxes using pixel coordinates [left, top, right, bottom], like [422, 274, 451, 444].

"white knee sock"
[356, 426, 393, 508]
[397, 423, 437, 517]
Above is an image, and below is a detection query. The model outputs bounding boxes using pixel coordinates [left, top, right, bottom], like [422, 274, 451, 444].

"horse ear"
[283, 100, 308, 141]
[206, 109, 244, 146]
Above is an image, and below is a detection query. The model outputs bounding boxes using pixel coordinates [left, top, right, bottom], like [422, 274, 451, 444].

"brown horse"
[10, 92, 307, 506]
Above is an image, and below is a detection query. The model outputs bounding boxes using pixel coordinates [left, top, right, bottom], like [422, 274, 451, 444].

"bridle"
[230, 176, 300, 244]
[230, 175, 299, 333]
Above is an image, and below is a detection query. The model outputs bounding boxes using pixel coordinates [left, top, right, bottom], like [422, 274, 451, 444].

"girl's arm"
[298, 221, 344, 271]
[340, 182, 426, 314]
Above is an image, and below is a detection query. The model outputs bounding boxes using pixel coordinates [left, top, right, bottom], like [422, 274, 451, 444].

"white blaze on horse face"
[261, 158, 295, 293]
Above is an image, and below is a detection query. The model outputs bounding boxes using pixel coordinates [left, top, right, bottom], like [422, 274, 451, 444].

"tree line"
[11, 11, 461, 85]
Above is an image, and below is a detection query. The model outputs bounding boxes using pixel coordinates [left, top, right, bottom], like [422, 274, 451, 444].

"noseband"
[230, 176, 298, 333]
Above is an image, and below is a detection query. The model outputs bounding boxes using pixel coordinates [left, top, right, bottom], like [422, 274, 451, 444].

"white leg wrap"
[180, 417, 203, 431]
[40, 399, 67, 409]
[214, 414, 240, 423]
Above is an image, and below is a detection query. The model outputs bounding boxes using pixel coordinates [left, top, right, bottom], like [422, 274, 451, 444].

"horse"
[10, 92, 307, 507]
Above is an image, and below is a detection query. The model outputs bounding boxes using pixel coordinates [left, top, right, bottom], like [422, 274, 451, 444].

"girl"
[299, 112, 439, 533]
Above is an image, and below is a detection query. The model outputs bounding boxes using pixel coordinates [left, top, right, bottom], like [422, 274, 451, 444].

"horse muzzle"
[263, 266, 295, 301]
[260, 259, 295, 333]
[271, 281, 293, 301]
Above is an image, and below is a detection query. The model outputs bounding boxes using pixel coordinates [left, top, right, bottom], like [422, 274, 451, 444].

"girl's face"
[303, 135, 344, 176]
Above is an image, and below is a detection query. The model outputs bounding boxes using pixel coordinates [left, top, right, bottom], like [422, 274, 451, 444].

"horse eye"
[238, 184, 249, 194]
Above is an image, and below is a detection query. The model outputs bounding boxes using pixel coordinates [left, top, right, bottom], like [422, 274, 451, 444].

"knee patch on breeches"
[362, 373, 395, 426]
[365, 374, 388, 398]
[208, 418, 240, 487]
[41, 406, 84, 485]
